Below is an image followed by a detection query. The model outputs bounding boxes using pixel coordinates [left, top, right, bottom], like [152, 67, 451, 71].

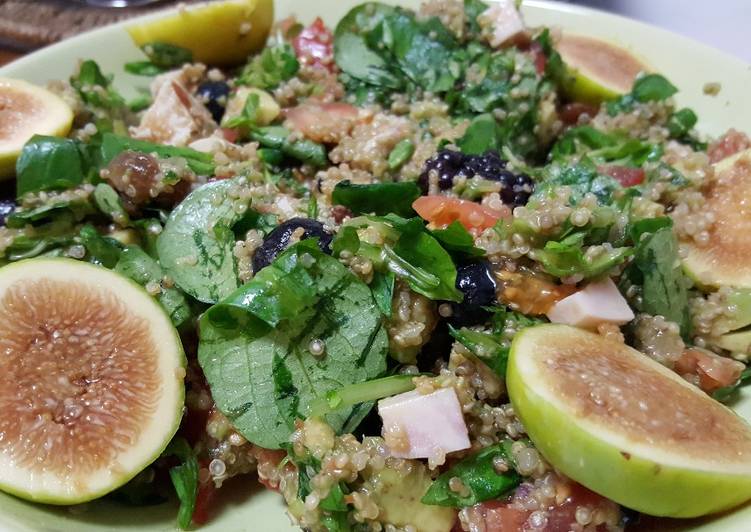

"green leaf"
[15, 135, 87, 197]
[534, 162, 622, 206]
[237, 43, 300, 89]
[164, 438, 199, 530]
[115, 246, 192, 328]
[331, 180, 421, 217]
[370, 270, 395, 317]
[251, 127, 328, 167]
[667, 108, 698, 139]
[93, 183, 130, 226]
[223, 92, 261, 130]
[141, 42, 193, 69]
[71, 60, 127, 110]
[464, 0, 490, 37]
[307, 374, 415, 418]
[422, 440, 521, 507]
[449, 326, 508, 376]
[124, 61, 165, 76]
[550, 126, 662, 168]
[78, 224, 122, 268]
[5, 198, 94, 229]
[198, 241, 388, 448]
[157, 178, 249, 304]
[456, 114, 500, 155]
[607, 73, 678, 116]
[430, 221, 485, 257]
[713, 366, 751, 403]
[631, 226, 691, 338]
[387, 139, 415, 170]
[100, 133, 215, 176]
[534, 231, 632, 279]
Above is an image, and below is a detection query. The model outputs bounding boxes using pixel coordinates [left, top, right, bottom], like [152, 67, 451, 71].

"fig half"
[0, 258, 185, 504]
[508, 324, 751, 517]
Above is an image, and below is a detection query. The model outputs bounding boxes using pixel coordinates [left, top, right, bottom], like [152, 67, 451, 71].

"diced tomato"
[598, 165, 645, 187]
[292, 17, 335, 71]
[708, 128, 750, 163]
[545, 482, 619, 532]
[221, 127, 239, 143]
[192, 463, 217, 526]
[467, 501, 531, 531]
[285, 102, 360, 143]
[529, 41, 547, 75]
[676, 348, 744, 393]
[413, 196, 507, 234]
[559, 102, 599, 125]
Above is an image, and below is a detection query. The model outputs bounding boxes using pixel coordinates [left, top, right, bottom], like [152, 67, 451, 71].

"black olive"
[0, 199, 15, 226]
[449, 261, 497, 325]
[252, 218, 333, 272]
[196, 81, 230, 123]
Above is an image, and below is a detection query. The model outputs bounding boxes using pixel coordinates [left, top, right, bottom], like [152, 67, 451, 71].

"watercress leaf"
[632, 226, 691, 338]
[124, 61, 165, 76]
[422, 440, 521, 507]
[100, 133, 215, 175]
[198, 241, 388, 448]
[332, 180, 421, 217]
[93, 183, 130, 226]
[237, 43, 300, 89]
[370, 270, 395, 317]
[115, 246, 192, 328]
[141, 42, 193, 69]
[164, 438, 199, 531]
[449, 325, 508, 376]
[157, 178, 249, 303]
[78, 224, 123, 268]
[456, 113, 500, 155]
[16, 135, 87, 197]
[387, 139, 415, 170]
[430, 221, 485, 257]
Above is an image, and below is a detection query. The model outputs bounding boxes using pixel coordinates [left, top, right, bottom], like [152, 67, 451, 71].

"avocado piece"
[508, 323, 751, 517]
[683, 149, 751, 290]
[711, 329, 751, 355]
[557, 34, 648, 105]
[361, 463, 455, 532]
[0, 258, 185, 504]
[223, 86, 280, 127]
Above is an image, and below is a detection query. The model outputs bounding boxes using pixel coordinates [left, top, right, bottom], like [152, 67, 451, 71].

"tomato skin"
[192, 461, 217, 526]
[529, 42, 547, 75]
[708, 128, 750, 163]
[413, 196, 507, 234]
[598, 165, 645, 187]
[676, 348, 745, 392]
[292, 17, 335, 71]
[221, 127, 239, 143]
[285, 102, 359, 143]
[559, 102, 599, 125]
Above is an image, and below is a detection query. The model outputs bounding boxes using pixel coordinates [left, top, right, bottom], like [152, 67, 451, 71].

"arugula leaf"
[93, 183, 130, 226]
[157, 178, 249, 303]
[141, 42, 193, 69]
[430, 221, 485, 257]
[100, 133, 215, 175]
[713, 366, 751, 404]
[78, 224, 122, 268]
[251, 127, 328, 167]
[388, 139, 415, 170]
[422, 440, 521, 507]
[370, 270, 395, 316]
[630, 226, 691, 338]
[331, 180, 421, 217]
[237, 43, 300, 89]
[15, 136, 87, 197]
[449, 326, 508, 376]
[534, 162, 622, 206]
[198, 240, 388, 448]
[307, 374, 415, 418]
[164, 438, 199, 530]
[607, 73, 678, 116]
[115, 246, 192, 328]
[533, 231, 632, 279]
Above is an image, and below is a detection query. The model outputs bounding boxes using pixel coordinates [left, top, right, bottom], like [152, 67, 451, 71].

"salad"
[1, 0, 751, 531]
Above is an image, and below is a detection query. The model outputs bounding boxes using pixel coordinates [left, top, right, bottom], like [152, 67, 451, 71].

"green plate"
[1, 0, 751, 530]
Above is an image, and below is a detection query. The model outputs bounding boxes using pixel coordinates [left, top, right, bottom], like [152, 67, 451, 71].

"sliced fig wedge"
[0, 258, 185, 504]
[0, 78, 73, 178]
[508, 324, 751, 517]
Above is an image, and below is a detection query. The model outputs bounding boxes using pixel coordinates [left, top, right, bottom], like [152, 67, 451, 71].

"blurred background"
[0, 0, 749, 66]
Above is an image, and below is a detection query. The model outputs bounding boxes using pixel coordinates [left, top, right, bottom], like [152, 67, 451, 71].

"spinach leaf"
[457, 114, 501, 155]
[370, 270, 395, 316]
[464, 0, 489, 37]
[198, 240, 388, 448]
[141, 42, 193, 69]
[93, 183, 130, 226]
[15, 136, 87, 197]
[630, 226, 691, 338]
[533, 231, 632, 279]
[422, 440, 521, 507]
[449, 326, 508, 376]
[667, 108, 698, 139]
[5, 198, 94, 229]
[251, 127, 328, 167]
[237, 43, 300, 89]
[713, 366, 751, 404]
[78, 224, 122, 268]
[100, 133, 215, 175]
[331, 180, 420, 217]
[307, 374, 415, 418]
[157, 178, 249, 303]
[387, 139, 415, 170]
[115, 246, 192, 328]
[164, 438, 199, 530]
[71, 60, 127, 110]
[607, 74, 678, 116]
[430, 221, 485, 257]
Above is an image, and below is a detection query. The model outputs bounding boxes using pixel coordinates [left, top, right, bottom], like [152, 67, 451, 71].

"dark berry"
[464, 151, 534, 207]
[252, 218, 333, 272]
[449, 261, 497, 325]
[418, 149, 467, 192]
[0, 199, 15, 226]
[196, 81, 230, 123]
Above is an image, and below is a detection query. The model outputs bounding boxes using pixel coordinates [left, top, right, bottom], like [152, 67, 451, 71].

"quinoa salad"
[2, 0, 751, 531]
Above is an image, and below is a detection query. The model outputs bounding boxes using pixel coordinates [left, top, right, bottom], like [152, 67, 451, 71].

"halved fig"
[0, 258, 185, 504]
[557, 34, 648, 105]
[507, 324, 751, 517]
[0, 78, 73, 178]
[683, 149, 751, 289]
